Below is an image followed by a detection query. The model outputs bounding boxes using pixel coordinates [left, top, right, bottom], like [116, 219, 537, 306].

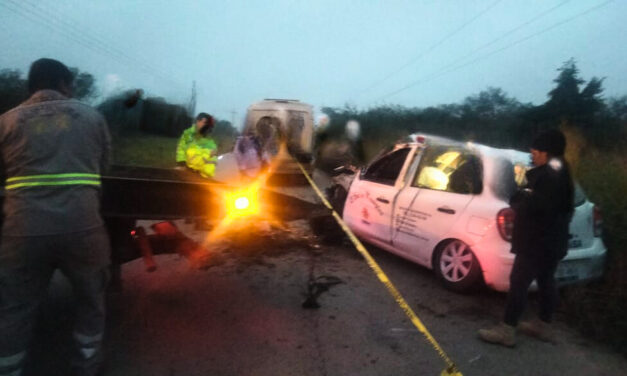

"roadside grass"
[562, 127, 627, 354]
[111, 131, 235, 168]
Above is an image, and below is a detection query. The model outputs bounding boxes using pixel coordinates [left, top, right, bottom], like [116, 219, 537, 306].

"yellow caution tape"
[297, 163, 463, 376]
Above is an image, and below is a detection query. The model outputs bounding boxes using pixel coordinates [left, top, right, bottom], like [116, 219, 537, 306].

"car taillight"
[497, 208, 515, 242]
[593, 205, 602, 237]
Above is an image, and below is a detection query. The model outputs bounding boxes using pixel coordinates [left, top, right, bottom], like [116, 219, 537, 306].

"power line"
[438, 0, 572, 75]
[2, 0, 186, 90]
[373, 0, 614, 104]
[16, 0, 184, 89]
[358, 0, 503, 96]
[0, 2, 106, 63]
[22, 0, 184, 89]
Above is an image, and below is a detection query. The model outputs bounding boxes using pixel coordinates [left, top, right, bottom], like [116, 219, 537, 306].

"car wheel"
[434, 239, 483, 292]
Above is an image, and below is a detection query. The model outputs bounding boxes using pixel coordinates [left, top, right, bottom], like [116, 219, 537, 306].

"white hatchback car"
[342, 134, 606, 292]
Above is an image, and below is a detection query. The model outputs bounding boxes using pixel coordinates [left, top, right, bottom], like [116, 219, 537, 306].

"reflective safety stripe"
[0, 351, 25, 376]
[74, 331, 102, 360]
[6, 180, 101, 190]
[4, 173, 101, 190]
[73, 331, 103, 345]
[0, 352, 26, 368]
[79, 347, 98, 359]
[6, 173, 100, 183]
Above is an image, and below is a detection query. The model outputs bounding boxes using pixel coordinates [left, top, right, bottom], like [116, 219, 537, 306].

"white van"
[243, 99, 315, 177]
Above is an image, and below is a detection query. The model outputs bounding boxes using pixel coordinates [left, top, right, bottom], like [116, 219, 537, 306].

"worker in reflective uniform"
[0, 59, 111, 376]
[176, 112, 218, 178]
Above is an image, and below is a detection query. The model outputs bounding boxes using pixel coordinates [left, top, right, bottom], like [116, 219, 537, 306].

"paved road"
[24, 219, 626, 376]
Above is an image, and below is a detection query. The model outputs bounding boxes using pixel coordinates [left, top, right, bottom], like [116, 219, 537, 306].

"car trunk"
[491, 157, 596, 252]
[566, 185, 595, 252]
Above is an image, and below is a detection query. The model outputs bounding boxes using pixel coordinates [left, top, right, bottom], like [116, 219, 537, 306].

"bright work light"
[234, 196, 250, 210]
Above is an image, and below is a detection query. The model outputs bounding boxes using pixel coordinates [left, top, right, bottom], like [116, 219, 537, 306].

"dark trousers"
[504, 251, 561, 326]
[0, 227, 110, 376]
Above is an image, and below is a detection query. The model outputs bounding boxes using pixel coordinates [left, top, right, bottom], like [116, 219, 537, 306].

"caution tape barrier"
[297, 163, 463, 376]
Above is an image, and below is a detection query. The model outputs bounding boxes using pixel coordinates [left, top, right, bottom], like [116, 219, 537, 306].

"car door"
[343, 147, 412, 245]
[392, 145, 482, 264]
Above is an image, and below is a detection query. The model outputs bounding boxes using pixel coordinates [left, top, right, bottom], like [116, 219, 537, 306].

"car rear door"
[343, 147, 413, 245]
[392, 145, 482, 263]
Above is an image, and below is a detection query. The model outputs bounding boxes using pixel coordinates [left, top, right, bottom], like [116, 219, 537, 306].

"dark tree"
[70, 68, 97, 101]
[0, 69, 28, 115]
[0, 66, 97, 115]
[461, 87, 523, 120]
[544, 58, 605, 128]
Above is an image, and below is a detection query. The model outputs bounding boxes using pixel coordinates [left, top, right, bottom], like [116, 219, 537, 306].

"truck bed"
[101, 165, 320, 221]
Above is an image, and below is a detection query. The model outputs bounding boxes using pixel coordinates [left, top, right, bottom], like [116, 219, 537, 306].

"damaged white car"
[341, 134, 606, 292]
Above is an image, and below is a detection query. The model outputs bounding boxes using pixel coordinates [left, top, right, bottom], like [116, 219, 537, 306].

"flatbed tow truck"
[101, 162, 325, 286]
[101, 99, 325, 285]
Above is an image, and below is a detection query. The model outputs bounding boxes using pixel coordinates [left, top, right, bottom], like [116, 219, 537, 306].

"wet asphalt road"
[23, 219, 626, 376]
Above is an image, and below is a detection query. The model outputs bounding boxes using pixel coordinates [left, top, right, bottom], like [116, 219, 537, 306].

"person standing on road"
[175, 112, 218, 178]
[478, 129, 574, 347]
[0, 58, 112, 376]
[0, 59, 111, 376]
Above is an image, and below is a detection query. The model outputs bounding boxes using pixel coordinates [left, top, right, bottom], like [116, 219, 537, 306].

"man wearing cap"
[175, 112, 218, 178]
[0, 58, 111, 375]
[478, 129, 574, 347]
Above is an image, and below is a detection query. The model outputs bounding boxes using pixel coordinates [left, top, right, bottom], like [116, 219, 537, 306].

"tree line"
[0, 67, 237, 140]
[322, 59, 626, 156]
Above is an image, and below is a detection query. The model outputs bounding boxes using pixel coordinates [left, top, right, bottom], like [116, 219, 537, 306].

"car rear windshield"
[492, 157, 586, 206]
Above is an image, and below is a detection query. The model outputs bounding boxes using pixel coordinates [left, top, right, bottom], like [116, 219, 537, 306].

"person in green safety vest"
[176, 112, 218, 178]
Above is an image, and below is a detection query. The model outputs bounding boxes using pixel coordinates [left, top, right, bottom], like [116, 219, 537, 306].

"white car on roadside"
[342, 134, 606, 292]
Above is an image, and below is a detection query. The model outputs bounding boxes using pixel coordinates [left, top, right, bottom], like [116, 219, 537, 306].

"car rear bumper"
[481, 237, 607, 292]
[556, 237, 606, 285]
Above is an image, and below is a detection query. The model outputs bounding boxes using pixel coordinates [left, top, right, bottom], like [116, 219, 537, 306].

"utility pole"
[188, 81, 197, 116]
[230, 110, 237, 129]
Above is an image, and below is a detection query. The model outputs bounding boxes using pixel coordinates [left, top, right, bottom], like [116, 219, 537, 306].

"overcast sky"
[1, 0, 625, 128]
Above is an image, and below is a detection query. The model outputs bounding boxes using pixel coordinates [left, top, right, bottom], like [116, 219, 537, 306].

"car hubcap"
[440, 241, 473, 282]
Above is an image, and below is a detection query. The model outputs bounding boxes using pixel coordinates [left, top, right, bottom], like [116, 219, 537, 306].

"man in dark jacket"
[478, 129, 574, 347]
[0, 58, 111, 376]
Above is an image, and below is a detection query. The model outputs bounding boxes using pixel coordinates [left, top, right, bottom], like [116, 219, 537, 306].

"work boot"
[478, 323, 516, 347]
[518, 318, 555, 343]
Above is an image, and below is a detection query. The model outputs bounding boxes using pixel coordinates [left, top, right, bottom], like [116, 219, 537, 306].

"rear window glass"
[492, 157, 586, 206]
[491, 157, 519, 201]
[574, 183, 586, 207]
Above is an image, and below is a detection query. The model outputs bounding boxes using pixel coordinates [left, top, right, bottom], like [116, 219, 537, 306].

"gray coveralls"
[0, 90, 111, 376]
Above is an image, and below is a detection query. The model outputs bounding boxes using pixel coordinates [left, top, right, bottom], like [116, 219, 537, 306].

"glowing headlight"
[234, 196, 250, 210]
[224, 188, 259, 218]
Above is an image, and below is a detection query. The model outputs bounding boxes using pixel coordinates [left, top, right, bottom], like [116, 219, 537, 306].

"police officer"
[175, 112, 218, 178]
[0, 58, 111, 376]
[478, 129, 574, 347]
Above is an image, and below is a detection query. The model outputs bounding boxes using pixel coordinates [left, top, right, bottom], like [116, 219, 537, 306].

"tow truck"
[102, 99, 323, 286]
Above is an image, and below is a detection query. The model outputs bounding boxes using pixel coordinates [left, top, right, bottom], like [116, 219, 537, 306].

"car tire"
[433, 239, 483, 293]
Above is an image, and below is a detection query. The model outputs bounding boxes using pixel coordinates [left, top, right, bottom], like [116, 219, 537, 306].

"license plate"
[568, 239, 582, 249]
[556, 262, 580, 282]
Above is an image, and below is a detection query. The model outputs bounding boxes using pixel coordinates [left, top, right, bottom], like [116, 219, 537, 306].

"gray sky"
[1, 0, 625, 128]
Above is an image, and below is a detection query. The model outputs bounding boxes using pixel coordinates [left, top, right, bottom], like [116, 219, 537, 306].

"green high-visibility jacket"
[176, 126, 217, 163]
[176, 126, 218, 177]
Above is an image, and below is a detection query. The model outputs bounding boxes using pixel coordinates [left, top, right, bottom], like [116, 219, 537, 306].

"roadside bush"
[562, 127, 627, 355]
